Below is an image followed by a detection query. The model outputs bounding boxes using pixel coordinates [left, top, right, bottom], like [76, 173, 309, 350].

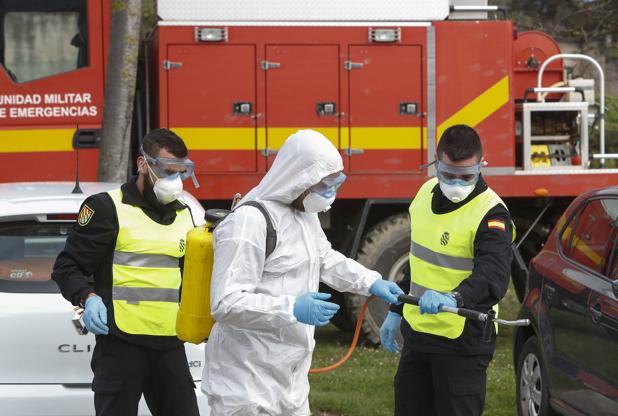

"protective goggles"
[310, 172, 347, 198]
[435, 160, 481, 186]
[141, 146, 200, 188]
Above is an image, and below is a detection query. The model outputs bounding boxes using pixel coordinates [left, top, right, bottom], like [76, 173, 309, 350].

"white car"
[0, 182, 211, 416]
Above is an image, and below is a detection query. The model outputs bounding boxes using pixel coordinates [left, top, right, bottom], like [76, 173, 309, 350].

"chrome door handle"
[344, 148, 364, 156]
[589, 304, 603, 324]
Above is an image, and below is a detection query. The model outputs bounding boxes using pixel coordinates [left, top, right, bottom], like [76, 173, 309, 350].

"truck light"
[195, 27, 227, 42]
[369, 28, 400, 43]
[534, 188, 549, 197]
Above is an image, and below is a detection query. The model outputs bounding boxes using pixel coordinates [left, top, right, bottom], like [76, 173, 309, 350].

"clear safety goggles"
[141, 146, 200, 188]
[310, 172, 347, 198]
[435, 160, 481, 186]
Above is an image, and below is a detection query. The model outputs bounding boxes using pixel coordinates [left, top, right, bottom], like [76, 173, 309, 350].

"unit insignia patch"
[77, 204, 95, 226]
[440, 231, 450, 246]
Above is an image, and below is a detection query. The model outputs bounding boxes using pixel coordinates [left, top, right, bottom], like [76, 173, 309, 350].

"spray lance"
[396, 294, 530, 341]
[310, 295, 530, 374]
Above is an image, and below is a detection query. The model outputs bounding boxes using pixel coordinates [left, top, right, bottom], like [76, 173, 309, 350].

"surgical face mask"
[146, 164, 183, 204]
[303, 192, 336, 213]
[436, 160, 481, 203]
[439, 180, 475, 203]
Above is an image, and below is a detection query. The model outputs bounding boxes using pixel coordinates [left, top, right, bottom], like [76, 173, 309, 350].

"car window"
[560, 198, 618, 275]
[0, 222, 69, 293]
[1, 0, 88, 83]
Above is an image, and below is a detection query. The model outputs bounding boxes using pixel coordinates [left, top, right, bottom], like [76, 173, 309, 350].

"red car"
[513, 187, 618, 416]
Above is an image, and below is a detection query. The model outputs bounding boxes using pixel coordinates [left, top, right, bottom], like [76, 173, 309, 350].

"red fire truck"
[0, 0, 615, 341]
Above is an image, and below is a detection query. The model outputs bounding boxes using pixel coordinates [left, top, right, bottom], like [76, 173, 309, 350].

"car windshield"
[0, 222, 69, 293]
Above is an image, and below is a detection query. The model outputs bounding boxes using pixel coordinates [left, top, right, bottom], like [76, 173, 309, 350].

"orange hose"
[309, 301, 368, 374]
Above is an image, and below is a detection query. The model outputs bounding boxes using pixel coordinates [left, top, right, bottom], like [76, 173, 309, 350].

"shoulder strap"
[235, 201, 277, 259]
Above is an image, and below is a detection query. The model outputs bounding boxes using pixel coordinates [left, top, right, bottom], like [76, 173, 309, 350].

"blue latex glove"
[83, 294, 109, 335]
[293, 292, 340, 326]
[380, 311, 402, 353]
[419, 290, 456, 315]
[369, 279, 404, 304]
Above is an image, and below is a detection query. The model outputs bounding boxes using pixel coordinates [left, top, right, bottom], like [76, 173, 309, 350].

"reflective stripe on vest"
[410, 241, 474, 272]
[108, 188, 194, 336]
[403, 178, 513, 339]
[112, 286, 180, 304]
[113, 251, 179, 268]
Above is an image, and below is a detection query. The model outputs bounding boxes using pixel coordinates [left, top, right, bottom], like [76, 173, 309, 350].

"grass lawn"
[309, 285, 520, 416]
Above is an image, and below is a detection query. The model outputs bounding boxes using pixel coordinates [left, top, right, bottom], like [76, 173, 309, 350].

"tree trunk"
[98, 0, 142, 182]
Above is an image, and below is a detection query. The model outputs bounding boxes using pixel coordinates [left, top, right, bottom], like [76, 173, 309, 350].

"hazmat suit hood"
[241, 129, 343, 205]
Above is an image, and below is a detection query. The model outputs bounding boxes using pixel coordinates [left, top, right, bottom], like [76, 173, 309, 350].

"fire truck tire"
[345, 212, 410, 346]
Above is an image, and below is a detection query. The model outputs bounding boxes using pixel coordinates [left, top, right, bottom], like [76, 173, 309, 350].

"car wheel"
[516, 336, 554, 416]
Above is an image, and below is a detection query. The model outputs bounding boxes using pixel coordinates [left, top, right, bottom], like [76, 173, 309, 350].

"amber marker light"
[534, 188, 549, 197]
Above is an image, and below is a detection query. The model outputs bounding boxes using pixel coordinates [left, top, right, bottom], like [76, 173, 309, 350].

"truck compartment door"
[348, 45, 423, 173]
[264, 45, 340, 168]
[167, 45, 257, 173]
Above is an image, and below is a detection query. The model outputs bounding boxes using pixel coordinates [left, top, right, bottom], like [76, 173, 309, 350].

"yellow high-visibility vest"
[108, 188, 194, 336]
[403, 178, 513, 339]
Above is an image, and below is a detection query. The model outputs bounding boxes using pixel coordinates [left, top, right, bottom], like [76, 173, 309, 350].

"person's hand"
[418, 290, 456, 314]
[380, 312, 402, 353]
[293, 292, 340, 326]
[369, 279, 404, 304]
[83, 294, 109, 335]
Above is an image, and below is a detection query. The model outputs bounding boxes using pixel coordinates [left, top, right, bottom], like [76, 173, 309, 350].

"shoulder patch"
[487, 219, 505, 231]
[77, 204, 95, 226]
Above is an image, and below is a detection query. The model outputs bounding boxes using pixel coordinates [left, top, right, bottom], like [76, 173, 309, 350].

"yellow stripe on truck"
[172, 127, 422, 151]
[343, 127, 422, 150]
[437, 75, 510, 140]
[0, 128, 74, 152]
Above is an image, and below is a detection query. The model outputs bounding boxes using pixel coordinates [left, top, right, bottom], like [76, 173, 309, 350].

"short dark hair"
[142, 128, 188, 159]
[437, 124, 482, 162]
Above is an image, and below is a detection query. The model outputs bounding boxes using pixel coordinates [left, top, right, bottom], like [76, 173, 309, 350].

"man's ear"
[137, 156, 147, 174]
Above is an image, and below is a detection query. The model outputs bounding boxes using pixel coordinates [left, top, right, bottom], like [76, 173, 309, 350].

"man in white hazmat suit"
[201, 129, 404, 415]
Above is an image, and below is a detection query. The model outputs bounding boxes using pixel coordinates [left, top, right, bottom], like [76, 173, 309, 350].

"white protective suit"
[201, 130, 381, 416]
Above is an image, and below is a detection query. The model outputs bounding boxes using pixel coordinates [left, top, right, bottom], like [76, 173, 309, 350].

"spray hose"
[309, 301, 368, 374]
[309, 294, 531, 374]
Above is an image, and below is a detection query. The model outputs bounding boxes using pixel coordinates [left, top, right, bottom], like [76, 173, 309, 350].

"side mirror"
[613, 279, 618, 298]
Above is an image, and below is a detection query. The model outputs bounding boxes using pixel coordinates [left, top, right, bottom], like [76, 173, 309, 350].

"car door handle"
[589, 304, 603, 324]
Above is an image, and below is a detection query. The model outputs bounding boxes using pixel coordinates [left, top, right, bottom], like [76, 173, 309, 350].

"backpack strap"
[235, 201, 277, 259]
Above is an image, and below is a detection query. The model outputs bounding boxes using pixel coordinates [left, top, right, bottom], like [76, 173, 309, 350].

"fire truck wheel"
[345, 212, 410, 346]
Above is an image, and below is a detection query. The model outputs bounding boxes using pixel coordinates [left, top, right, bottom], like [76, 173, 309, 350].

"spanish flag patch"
[487, 219, 505, 231]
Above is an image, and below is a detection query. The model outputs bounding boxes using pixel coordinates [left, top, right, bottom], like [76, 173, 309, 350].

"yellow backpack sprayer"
[175, 209, 225, 344]
[176, 202, 277, 344]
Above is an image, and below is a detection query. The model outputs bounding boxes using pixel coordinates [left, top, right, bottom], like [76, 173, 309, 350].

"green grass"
[309, 285, 520, 416]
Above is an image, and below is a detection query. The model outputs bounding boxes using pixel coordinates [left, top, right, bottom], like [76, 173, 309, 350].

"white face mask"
[147, 164, 183, 204]
[302, 192, 335, 213]
[439, 181, 475, 203]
